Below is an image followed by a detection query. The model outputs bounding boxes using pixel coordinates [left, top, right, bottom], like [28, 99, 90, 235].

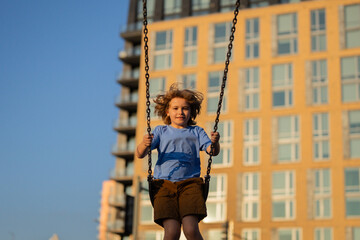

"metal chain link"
[143, 0, 153, 182]
[142, 0, 241, 183]
[205, 0, 240, 183]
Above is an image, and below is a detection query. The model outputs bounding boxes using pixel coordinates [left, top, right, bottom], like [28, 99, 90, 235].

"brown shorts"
[152, 177, 207, 227]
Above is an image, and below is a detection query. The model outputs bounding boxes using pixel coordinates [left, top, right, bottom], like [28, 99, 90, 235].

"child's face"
[167, 97, 191, 128]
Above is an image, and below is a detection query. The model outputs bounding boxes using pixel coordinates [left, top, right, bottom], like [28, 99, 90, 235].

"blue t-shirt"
[151, 125, 212, 182]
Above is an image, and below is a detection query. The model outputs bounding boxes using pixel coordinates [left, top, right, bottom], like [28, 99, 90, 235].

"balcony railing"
[115, 94, 138, 111]
[118, 46, 141, 65]
[107, 219, 125, 234]
[108, 193, 126, 207]
[112, 143, 135, 154]
[110, 167, 134, 180]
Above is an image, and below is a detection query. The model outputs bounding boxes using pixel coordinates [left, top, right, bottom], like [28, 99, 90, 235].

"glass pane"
[215, 23, 226, 43]
[345, 169, 359, 187]
[278, 39, 291, 55]
[214, 47, 226, 63]
[346, 30, 360, 48]
[207, 97, 218, 112]
[350, 139, 360, 158]
[273, 91, 285, 107]
[279, 144, 292, 162]
[141, 205, 153, 222]
[273, 172, 285, 190]
[279, 229, 292, 240]
[346, 198, 360, 216]
[278, 14, 292, 34]
[345, 5, 360, 28]
[342, 83, 357, 102]
[273, 201, 286, 217]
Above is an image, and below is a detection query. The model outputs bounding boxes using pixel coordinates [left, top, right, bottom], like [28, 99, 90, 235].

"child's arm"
[136, 134, 153, 159]
[206, 131, 220, 156]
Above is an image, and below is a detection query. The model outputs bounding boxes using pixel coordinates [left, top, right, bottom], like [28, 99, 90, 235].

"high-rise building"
[99, 0, 360, 239]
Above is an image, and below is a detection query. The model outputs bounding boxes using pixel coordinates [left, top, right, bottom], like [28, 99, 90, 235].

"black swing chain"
[205, 0, 240, 183]
[142, 0, 241, 183]
[142, 0, 153, 182]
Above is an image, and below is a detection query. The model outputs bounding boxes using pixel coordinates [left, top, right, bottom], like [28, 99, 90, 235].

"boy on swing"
[136, 84, 220, 240]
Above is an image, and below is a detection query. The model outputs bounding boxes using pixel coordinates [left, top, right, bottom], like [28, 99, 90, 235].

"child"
[136, 84, 220, 240]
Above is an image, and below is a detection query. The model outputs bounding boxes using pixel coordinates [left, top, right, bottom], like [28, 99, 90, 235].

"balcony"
[113, 118, 137, 135]
[118, 46, 141, 65]
[107, 219, 125, 234]
[108, 193, 126, 208]
[110, 168, 133, 184]
[117, 69, 139, 88]
[115, 93, 138, 112]
[111, 143, 135, 159]
[120, 22, 142, 43]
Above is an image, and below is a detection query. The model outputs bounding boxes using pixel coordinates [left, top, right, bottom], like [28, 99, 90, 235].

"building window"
[275, 228, 301, 240]
[341, 56, 360, 102]
[244, 67, 260, 110]
[344, 4, 360, 49]
[220, 0, 235, 12]
[213, 22, 232, 63]
[209, 121, 233, 167]
[243, 118, 260, 166]
[136, 0, 155, 28]
[272, 171, 295, 220]
[204, 174, 227, 223]
[245, 18, 260, 59]
[313, 113, 330, 161]
[345, 168, 360, 217]
[206, 229, 223, 240]
[347, 110, 360, 159]
[184, 26, 197, 67]
[272, 63, 293, 108]
[164, 0, 182, 20]
[313, 169, 332, 219]
[140, 180, 154, 224]
[346, 227, 360, 240]
[274, 115, 299, 163]
[242, 172, 260, 221]
[192, 0, 210, 16]
[149, 77, 166, 120]
[207, 71, 227, 113]
[181, 74, 196, 89]
[310, 60, 328, 105]
[311, 9, 326, 52]
[142, 231, 164, 240]
[154, 30, 173, 70]
[314, 228, 332, 240]
[276, 13, 298, 55]
[242, 229, 261, 240]
[249, 0, 269, 8]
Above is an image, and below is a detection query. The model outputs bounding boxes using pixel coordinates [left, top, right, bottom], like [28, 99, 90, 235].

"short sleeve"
[197, 127, 211, 152]
[151, 126, 161, 150]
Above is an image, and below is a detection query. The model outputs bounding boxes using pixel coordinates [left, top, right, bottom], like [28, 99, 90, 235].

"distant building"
[99, 0, 360, 239]
[49, 234, 59, 240]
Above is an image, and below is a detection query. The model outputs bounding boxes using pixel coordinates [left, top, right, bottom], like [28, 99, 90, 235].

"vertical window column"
[313, 113, 330, 161]
[272, 171, 296, 220]
[243, 118, 260, 166]
[276, 13, 298, 56]
[344, 4, 360, 49]
[272, 63, 293, 108]
[245, 18, 260, 59]
[341, 56, 360, 103]
[311, 9, 326, 52]
[345, 168, 360, 217]
[184, 26, 198, 67]
[154, 30, 173, 70]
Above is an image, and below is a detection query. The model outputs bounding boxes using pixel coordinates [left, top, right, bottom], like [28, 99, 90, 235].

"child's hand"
[143, 134, 153, 147]
[210, 131, 220, 143]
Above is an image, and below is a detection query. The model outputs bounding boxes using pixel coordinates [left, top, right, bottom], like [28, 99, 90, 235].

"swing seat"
[148, 176, 210, 207]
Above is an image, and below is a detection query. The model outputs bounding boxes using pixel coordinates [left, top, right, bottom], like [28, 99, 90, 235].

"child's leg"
[182, 215, 203, 240]
[163, 219, 181, 240]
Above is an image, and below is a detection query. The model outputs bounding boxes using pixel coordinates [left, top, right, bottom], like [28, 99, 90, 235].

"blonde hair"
[153, 83, 204, 125]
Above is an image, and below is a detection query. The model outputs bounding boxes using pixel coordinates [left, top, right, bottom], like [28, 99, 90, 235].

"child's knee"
[163, 219, 181, 239]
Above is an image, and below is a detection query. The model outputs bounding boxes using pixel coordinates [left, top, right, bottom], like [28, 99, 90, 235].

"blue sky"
[0, 0, 129, 239]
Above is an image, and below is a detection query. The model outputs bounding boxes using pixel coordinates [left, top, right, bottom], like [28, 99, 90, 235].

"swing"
[142, 0, 241, 206]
